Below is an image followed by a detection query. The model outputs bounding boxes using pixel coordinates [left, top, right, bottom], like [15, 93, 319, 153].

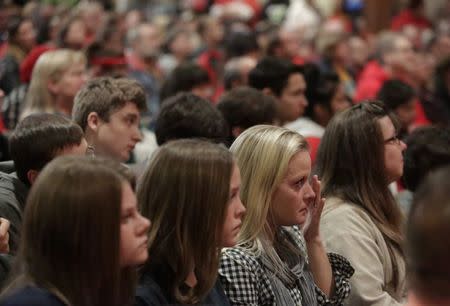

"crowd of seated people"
[0, 0, 448, 305]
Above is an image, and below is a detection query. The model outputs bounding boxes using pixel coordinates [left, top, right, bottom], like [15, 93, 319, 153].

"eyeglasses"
[384, 135, 401, 145]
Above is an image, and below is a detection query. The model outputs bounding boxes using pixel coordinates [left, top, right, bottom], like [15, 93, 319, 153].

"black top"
[135, 263, 230, 306]
[0, 286, 66, 306]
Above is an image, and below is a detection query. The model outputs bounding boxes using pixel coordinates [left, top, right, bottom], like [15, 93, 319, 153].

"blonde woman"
[219, 125, 353, 306]
[136, 139, 245, 305]
[20, 49, 88, 120]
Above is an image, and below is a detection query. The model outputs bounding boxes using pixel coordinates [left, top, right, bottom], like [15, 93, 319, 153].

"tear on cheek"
[300, 210, 312, 234]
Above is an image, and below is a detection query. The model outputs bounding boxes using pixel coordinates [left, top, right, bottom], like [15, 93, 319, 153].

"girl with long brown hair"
[316, 100, 407, 305]
[0, 156, 150, 306]
[135, 139, 245, 305]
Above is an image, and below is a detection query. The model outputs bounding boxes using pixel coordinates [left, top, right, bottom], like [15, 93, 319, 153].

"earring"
[86, 145, 95, 157]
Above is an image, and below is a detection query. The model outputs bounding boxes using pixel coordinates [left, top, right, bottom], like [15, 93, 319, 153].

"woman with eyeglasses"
[315, 100, 408, 306]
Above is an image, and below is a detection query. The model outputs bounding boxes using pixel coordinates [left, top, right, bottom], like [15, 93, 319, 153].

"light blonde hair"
[230, 125, 308, 276]
[21, 49, 86, 119]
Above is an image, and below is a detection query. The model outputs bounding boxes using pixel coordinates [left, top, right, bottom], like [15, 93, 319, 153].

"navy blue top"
[135, 264, 230, 306]
[0, 286, 65, 306]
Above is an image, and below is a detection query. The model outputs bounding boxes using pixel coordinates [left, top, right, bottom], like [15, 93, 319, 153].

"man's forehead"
[288, 72, 304, 80]
[113, 101, 141, 114]
[287, 73, 306, 87]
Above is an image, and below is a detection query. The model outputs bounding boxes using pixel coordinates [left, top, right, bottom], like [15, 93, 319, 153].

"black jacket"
[135, 263, 231, 306]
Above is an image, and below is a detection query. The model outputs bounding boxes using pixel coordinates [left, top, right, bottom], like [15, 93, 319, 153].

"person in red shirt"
[354, 32, 415, 102]
[391, 0, 432, 32]
[266, 27, 306, 66]
[197, 16, 225, 103]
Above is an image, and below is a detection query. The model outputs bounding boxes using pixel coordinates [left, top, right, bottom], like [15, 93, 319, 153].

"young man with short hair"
[377, 79, 416, 138]
[72, 77, 147, 162]
[155, 92, 228, 146]
[217, 86, 276, 145]
[248, 57, 307, 125]
[1, 113, 87, 253]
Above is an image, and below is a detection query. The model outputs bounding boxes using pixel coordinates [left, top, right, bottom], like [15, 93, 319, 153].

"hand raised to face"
[0, 218, 10, 254]
[303, 175, 325, 243]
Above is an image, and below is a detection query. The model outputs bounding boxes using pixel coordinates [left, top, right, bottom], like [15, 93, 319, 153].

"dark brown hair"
[9, 113, 84, 185]
[137, 139, 233, 303]
[1, 156, 137, 306]
[407, 165, 450, 301]
[315, 100, 404, 286]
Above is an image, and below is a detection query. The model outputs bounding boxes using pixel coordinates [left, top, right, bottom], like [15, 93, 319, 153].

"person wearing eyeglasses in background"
[315, 101, 408, 306]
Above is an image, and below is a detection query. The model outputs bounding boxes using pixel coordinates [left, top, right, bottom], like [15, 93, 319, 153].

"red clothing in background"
[413, 98, 431, 127]
[391, 9, 432, 31]
[214, 0, 262, 16]
[305, 136, 321, 166]
[20, 45, 56, 83]
[197, 49, 223, 103]
[354, 61, 389, 102]
[0, 43, 7, 59]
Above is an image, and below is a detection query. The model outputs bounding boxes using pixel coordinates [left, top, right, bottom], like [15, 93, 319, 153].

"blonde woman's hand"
[303, 175, 325, 243]
[0, 218, 10, 254]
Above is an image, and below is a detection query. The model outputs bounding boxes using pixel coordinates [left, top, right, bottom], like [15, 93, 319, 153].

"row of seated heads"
[3, 96, 450, 303]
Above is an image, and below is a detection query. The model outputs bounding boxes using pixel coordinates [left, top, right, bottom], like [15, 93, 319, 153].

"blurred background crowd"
[0, 0, 449, 160]
[0, 1, 449, 304]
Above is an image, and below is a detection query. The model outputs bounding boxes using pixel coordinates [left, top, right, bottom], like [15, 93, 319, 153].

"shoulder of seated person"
[323, 197, 371, 217]
[221, 246, 263, 271]
[321, 196, 380, 232]
[135, 272, 170, 305]
[0, 286, 65, 306]
[0, 172, 28, 201]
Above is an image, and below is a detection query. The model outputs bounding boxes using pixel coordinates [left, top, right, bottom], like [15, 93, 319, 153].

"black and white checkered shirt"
[219, 227, 354, 306]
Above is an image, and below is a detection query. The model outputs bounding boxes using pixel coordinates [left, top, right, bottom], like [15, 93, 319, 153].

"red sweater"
[391, 9, 432, 31]
[354, 61, 389, 102]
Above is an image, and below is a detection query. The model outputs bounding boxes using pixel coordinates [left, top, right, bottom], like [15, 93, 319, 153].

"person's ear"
[47, 79, 60, 95]
[87, 112, 101, 132]
[262, 87, 274, 97]
[314, 104, 332, 126]
[314, 104, 326, 116]
[26, 170, 39, 185]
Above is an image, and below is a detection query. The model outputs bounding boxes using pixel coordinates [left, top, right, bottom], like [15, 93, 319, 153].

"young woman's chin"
[121, 250, 149, 268]
[222, 235, 239, 248]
